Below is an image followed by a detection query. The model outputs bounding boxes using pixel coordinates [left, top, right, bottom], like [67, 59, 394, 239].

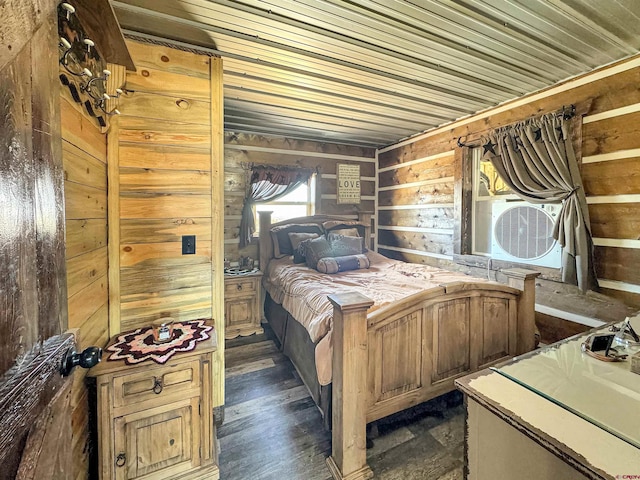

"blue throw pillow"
[316, 254, 370, 274]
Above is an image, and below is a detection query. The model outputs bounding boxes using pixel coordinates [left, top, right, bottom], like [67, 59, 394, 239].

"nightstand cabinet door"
[114, 398, 200, 480]
[224, 272, 264, 339]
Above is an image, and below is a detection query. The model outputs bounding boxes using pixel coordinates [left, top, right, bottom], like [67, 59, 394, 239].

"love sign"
[337, 163, 361, 204]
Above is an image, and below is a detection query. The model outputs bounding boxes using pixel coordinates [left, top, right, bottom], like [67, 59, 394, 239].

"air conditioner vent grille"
[493, 205, 556, 260]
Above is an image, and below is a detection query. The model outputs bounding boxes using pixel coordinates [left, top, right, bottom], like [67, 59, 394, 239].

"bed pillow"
[288, 232, 320, 263]
[322, 220, 367, 238]
[316, 254, 370, 274]
[328, 232, 365, 256]
[303, 235, 333, 269]
[270, 223, 324, 258]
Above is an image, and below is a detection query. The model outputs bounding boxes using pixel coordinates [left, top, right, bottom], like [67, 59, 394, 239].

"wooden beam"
[326, 292, 374, 480]
[0, 0, 56, 72]
[72, 0, 135, 70]
[503, 268, 540, 354]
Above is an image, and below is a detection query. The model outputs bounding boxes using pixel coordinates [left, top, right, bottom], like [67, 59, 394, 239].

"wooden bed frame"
[258, 212, 539, 480]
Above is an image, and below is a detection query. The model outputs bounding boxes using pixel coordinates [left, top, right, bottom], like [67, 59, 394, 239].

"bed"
[258, 212, 539, 480]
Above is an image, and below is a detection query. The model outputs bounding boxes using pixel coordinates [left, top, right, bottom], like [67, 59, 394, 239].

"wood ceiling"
[111, 0, 640, 148]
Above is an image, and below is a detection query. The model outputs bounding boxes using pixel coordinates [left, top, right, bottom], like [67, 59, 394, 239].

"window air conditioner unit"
[491, 202, 562, 268]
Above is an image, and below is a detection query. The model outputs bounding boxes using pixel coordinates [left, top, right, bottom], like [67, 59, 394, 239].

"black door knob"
[60, 346, 103, 376]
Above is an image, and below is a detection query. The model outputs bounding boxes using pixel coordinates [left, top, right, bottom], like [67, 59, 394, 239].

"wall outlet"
[182, 235, 196, 255]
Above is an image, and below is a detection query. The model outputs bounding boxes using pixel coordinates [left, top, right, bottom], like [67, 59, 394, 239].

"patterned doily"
[107, 319, 213, 365]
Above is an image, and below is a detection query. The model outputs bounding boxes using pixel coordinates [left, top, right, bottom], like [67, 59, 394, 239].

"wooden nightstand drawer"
[113, 359, 201, 408]
[224, 277, 257, 296]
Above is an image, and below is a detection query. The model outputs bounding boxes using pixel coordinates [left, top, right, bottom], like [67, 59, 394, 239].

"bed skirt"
[265, 293, 332, 430]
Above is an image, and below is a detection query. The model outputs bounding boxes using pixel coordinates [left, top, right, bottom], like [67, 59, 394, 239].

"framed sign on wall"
[337, 163, 361, 204]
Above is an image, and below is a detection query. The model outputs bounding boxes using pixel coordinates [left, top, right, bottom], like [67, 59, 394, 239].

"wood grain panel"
[119, 116, 211, 147]
[62, 141, 107, 189]
[320, 199, 375, 216]
[225, 131, 375, 157]
[480, 298, 510, 364]
[589, 203, 640, 239]
[120, 242, 212, 267]
[582, 111, 640, 157]
[66, 247, 108, 298]
[119, 167, 211, 194]
[32, 17, 66, 341]
[378, 181, 454, 207]
[67, 274, 108, 329]
[120, 285, 213, 327]
[433, 299, 470, 382]
[378, 230, 453, 256]
[119, 144, 211, 170]
[379, 156, 454, 188]
[226, 148, 376, 177]
[77, 303, 109, 352]
[120, 217, 212, 244]
[120, 91, 210, 125]
[374, 312, 422, 402]
[125, 40, 211, 79]
[64, 182, 107, 220]
[582, 157, 640, 195]
[1, 45, 39, 370]
[598, 288, 640, 309]
[120, 263, 212, 295]
[120, 194, 212, 219]
[60, 97, 106, 161]
[595, 246, 640, 285]
[378, 138, 452, 170]
[125, 66, 211, 100]
[65, 219, 107, 259]
[378, 208, 455, 230]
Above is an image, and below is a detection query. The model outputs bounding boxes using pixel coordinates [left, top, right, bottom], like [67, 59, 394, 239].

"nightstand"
[224, 270, 264, 339]
[87, 328, 219, 480]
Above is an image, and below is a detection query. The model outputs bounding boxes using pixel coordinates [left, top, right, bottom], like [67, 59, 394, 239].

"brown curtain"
[239, 166, 313, 248]
[486, 112, 598, 292]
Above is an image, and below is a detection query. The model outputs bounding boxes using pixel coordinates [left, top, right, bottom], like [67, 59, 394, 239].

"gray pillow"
[328, 233, 365, 256]
[289, 232, 319, 264]
[270, 223, 324, 258]
[303, 235, 332, 269]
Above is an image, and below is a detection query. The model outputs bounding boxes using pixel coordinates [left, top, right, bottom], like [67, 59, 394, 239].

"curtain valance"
[238, 166, 314, 249]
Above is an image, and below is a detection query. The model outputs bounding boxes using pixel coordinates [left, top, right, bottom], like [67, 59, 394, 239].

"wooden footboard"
[327, 269, 539, 480]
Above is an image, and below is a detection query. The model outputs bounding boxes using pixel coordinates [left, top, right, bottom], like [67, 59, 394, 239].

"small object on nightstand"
[151, 318, 174, 343]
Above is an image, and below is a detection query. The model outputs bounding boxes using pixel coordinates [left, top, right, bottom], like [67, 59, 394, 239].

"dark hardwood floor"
[218, 330, 465, 480]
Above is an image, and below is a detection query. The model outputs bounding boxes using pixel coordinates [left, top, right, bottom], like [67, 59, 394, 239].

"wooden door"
[1, 1, 73, 479]
[0, 334, 76, 480]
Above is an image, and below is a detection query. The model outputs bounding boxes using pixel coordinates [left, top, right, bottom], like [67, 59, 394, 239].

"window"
[471, 147, 517, 255]
[471, 148, 562, 268]
[255, 174, 316, 230]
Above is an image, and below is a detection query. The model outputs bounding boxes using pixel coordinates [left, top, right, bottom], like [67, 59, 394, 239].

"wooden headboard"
[257, 212, 372, 272]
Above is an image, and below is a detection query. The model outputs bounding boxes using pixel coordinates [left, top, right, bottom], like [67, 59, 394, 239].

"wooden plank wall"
[224, 132, 376, 262]
[61, 85, 110, 479]
[378, 57, 640, 310]
[110, 40, 225, 407]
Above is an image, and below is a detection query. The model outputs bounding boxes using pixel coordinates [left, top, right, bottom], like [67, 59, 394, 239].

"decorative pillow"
[270, 223, 323, 258]
[303, 235, 332, 269]
[322, 220, 367, 238]
[330, 227, 360, 237]
[328, 232, 365, 256]
[316, 254, 370, 274]
[288, 232, 319, 264]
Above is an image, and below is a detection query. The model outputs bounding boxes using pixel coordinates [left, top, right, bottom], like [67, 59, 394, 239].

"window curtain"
[485, 112, 598, 292]
[238, 166, 313, 248]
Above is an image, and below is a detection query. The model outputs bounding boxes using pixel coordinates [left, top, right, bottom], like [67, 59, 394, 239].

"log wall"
[224, 132, 376, 262]
[109, 40, 225, 407]
[378, 56, 640, 311]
